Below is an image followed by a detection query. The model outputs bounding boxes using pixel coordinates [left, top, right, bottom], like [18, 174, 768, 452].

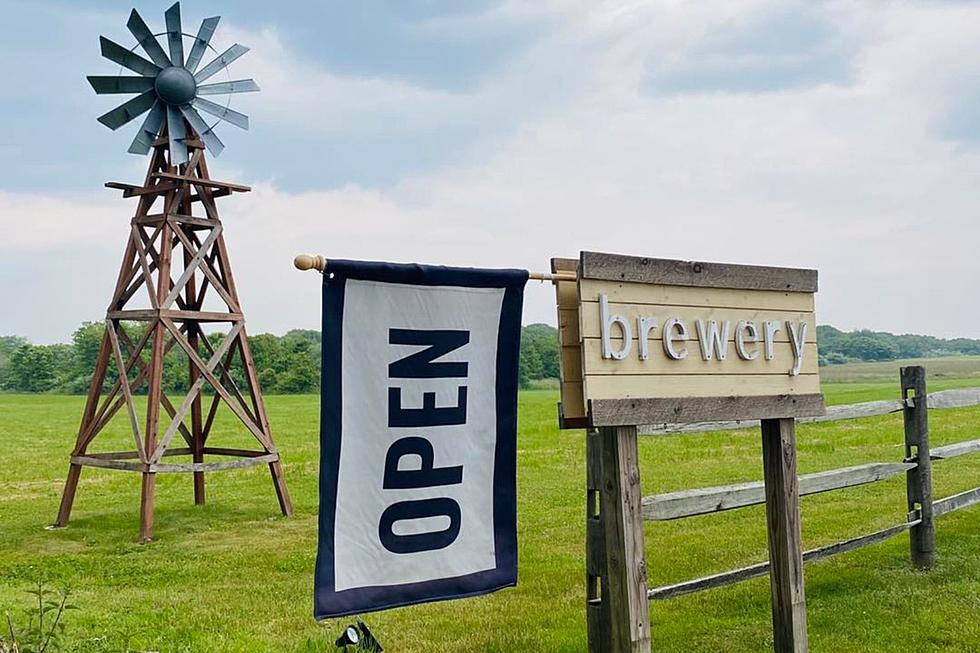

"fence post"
[597, 425, 651, 653]
[760, 417, 808, 653]
[902, 366, 936, 569]
[586, 429, 610, 653]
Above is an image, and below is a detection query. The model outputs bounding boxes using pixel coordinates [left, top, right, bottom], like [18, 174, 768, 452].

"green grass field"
[3, 371, 980, 651]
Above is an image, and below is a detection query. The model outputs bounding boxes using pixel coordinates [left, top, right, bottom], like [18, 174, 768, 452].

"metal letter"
[764, 320, 782, 361]
[786, 320, 808, 376]
[736, 320, 760, 360]
[695, 319, 730, 361]
[637, 316, 658, 361]
[662, 318, 689, 360]
[600, 294, 633, 360]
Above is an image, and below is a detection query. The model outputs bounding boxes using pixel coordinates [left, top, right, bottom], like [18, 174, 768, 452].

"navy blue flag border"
[314, 259, 528, 620]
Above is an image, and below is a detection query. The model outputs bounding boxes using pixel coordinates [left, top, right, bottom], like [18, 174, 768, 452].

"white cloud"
[6, 1, 980, 343]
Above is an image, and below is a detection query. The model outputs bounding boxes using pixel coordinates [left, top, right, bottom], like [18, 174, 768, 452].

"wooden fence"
[627, 368, 980, 603]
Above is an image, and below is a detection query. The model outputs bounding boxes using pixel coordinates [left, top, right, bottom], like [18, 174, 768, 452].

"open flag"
[314, 259, 527, 619]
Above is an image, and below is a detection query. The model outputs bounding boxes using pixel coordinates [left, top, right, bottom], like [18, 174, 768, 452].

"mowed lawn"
[2, 376, 980, 651]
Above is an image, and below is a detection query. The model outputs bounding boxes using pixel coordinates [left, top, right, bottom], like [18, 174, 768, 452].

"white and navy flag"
[314, 259, 528, 619]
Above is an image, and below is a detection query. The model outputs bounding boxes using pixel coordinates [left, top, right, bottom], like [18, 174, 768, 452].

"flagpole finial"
[294, 254, 325, 272]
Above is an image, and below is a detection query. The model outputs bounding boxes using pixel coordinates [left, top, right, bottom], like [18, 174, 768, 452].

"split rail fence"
[585, 367, 980, 651]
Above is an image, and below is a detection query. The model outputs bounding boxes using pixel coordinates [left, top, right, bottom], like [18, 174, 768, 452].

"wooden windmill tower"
[54, 3, 291, 542]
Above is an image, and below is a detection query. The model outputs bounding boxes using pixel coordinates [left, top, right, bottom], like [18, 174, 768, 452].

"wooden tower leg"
[138, 211, 173, 543]
[139, 472, 157, 544]
[237, 326, 293, 517]
[53, 329, 114, 527]
[55, 464, 84, 528]
[269, 460, 293, 516]
[761, 418, 809, 653]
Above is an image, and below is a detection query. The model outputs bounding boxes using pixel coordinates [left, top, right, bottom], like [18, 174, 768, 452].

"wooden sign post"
[553, 252, 824, 653]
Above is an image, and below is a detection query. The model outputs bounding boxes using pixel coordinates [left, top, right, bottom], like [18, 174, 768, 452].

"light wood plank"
[581, 339, 818, 376]
[579, 279, 815, 313]
[578, 302, 813, 342]
[558, 307, 581, 344]
[584, 373, 821, 401]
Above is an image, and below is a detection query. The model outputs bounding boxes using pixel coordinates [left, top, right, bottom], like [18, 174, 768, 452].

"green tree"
[9, 345, 61, 392]
[0, 335, 29, 390]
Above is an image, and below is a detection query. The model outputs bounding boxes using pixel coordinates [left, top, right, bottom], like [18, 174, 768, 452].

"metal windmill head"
[87, 2, 258, 164]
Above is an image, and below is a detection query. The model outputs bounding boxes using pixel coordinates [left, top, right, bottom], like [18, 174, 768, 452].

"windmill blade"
[166, 105, 189, 164]
[196, 79, 260, 95]
[184, 16, 220, 73]
[180, 105, 225, 157]
[128, 101, 166, 155]
[100, 36, 161, 77]
[194, 44, 249, 83]
[164, 3, 184, 67]
[193, 97, 249, 130]
[97, 90, 157, 130]
[88, 76, 155, 94]
[126, 9, 171, 68]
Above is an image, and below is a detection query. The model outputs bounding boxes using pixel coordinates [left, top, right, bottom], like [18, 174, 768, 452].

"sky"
[2, 0, 980, 344]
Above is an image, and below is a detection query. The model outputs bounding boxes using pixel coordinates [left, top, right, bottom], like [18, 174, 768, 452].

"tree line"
[3, 322, 980, 394]
[816, 325, 980, 364]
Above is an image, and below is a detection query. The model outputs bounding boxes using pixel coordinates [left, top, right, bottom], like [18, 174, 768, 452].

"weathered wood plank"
[201, 447, 270, 458]
[72, 455, 149, 472]
[911, 486, 980, 520]
[902, 366, 935, 569]
[927, 387, 980, 410]
[585, 430, 608, 653]
[640, 387, 980, 435]
[82, 448, 192, 460]
[761, 418, 808, 653]
[152, 171, 251, 192]
[580, 251, 818, 293]
[930, 438, 980, 460]
[597, 425, 651, 653]
[150, 454, 277, 473]
[647, 521, 916, 601]
[106, 309, 243, 322]
[642, 461, 915, 521]
[590, 393, 825, 427]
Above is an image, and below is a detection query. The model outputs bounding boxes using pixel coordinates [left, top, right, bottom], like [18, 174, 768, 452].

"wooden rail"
[643, 462, 914, 521]
[647, 521, 918, 601]
[644, 370, 980, 604]
[930, 438, 980, 460]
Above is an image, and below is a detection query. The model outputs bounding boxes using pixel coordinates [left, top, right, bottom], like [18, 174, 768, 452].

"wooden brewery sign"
[554, 251, 824, 428]
[552, 251, 824, 653]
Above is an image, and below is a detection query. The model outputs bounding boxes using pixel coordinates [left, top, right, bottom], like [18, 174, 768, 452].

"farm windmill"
[54, 3, 292, 542]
